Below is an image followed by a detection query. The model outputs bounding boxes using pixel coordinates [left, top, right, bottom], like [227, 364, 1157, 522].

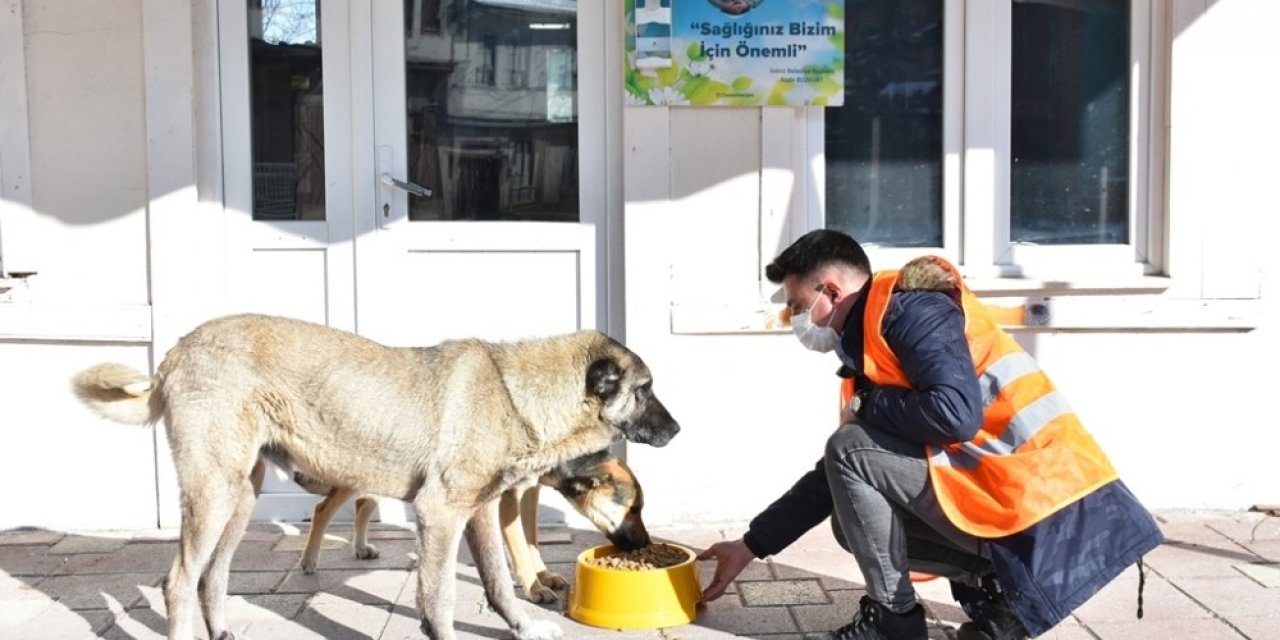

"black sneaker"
[824, 595, 928, 640]
[955, 589, 1029, 640]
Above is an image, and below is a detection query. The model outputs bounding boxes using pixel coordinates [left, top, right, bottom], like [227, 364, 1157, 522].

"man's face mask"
[791, 287, 839, 353]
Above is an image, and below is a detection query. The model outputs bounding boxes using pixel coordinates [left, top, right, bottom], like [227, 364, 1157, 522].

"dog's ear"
[587, 357, 622, 399]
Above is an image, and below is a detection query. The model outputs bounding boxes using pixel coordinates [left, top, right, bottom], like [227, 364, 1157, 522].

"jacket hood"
[896, 255, 960, 294]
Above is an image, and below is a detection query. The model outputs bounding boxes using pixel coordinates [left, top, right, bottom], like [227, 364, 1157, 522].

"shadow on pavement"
[11, 513, 1267, 639]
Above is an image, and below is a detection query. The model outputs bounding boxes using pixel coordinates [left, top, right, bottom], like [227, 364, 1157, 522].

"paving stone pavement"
[1, 509, 1277, 639]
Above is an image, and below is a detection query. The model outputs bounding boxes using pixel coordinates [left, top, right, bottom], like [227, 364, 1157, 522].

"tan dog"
[72, 313, 679, 640]
[275, 448, 649, 604]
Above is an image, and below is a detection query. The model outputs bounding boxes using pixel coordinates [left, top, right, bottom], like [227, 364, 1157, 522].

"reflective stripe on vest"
[930, 391, 1073, 464]
[977, 352, 1039, 408]
[858, 257, 1118, 537]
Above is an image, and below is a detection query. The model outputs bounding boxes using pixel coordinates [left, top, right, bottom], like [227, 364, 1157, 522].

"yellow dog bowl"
[567, 543, 701, 629]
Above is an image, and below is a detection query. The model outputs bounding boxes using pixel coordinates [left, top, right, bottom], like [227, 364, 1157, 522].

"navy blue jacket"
[744, 284, 1163, 636]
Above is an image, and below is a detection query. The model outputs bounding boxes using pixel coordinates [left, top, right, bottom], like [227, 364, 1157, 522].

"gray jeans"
[824, 421, 992, 612]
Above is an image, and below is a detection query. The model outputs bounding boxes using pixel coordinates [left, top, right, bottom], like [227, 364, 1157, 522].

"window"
[473, 37, 496, 86]
[825, 2, 944, 249]
[822, 0, 1158, 278]
[547, 47, 577, 93]
[508, 42, 530, 88]
[1011, 0, 1129, 246]
[410, 0, 442, 34]
[404, 1, 578, 222]
[248, 0, 325, 221]
[508, 140, 537, 206]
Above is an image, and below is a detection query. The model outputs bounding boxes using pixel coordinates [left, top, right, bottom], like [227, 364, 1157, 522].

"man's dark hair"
[765, 229, 871, 284]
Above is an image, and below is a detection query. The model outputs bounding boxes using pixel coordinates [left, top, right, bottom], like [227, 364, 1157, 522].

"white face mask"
[791, 290, 839, 353]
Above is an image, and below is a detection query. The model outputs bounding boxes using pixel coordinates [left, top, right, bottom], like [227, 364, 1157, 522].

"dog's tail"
[71, 363, 159, 425]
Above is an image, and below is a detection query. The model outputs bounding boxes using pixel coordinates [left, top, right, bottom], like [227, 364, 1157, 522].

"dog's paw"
[299, 556, 319, 575]
[515, 619, 562, 640]
[355, 542, 380, 560]
[535, 570, 568, 591]
[525, 582, 560, 604]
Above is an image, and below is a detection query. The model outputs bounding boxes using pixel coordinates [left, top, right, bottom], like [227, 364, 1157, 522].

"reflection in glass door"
[358, 0, 599, 351]
[249, 0, 326, 221]
[400, 0, 579, 222]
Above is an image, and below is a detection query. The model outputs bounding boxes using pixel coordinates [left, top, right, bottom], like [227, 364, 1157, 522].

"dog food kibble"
[588, 543, 689, 570]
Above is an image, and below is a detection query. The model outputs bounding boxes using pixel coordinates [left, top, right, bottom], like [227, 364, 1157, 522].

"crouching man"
[698, 230, 1163, 639]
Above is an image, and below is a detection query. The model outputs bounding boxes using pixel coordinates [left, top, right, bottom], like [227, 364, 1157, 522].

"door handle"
[379, 173, 432, 198]
[376, 145, 428, 230]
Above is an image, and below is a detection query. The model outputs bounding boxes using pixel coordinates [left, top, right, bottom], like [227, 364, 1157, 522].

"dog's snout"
[608, 520, 652, 552]
[645, 421, 679, 447]
[626, 422, 679, 447]
[626, 399, 680, 447]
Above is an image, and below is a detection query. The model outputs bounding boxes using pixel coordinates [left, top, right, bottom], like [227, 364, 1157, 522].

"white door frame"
[200, 0, 621, 336]
[217, 0, 358, 332]
[354, 0, 610, 344]
[195, 0, 620, 523]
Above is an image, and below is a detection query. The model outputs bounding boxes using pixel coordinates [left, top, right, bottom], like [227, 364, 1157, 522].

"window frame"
[802, 0, 1164, 282]
[988, 0, 1159, 278]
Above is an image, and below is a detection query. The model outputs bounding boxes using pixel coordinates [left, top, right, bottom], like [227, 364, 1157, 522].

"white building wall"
[0, 0, 1274, 532]
[0, 0, 157, 530]
[622, 0, 1279, 528]
[1166, 0, 1273, 301]
[0, 342, 155, 529]
[16, 1, 150, 304]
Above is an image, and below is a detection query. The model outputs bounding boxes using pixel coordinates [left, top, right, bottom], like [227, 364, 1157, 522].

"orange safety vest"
[841, 257, 1118, 538]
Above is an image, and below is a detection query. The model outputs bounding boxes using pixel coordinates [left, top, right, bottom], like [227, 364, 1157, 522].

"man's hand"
[695, 538, 756, 602]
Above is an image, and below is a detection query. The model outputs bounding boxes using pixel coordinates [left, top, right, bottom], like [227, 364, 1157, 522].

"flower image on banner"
[625, 0, 845, 107]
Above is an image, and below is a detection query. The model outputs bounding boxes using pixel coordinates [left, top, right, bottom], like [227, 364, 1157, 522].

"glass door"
[222, 0, 357, 330]
[222, 0, 361, 520]
[222, 0, 605, 522]
[355, 0, 600, 348]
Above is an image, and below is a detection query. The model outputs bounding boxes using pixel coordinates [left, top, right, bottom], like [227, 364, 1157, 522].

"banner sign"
[626, 0, 845, 107]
